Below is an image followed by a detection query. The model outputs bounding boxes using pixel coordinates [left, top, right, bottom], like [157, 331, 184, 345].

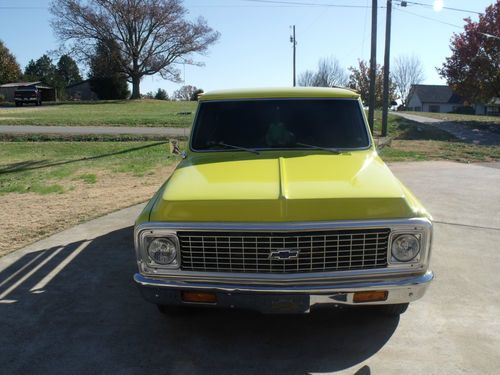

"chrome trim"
[134, 270, 434, 306]
[135, 217, 431, 234]
[177, 228, 390, 274]
[134, 218, 432, 282]
[141, 234, 181, 270]
[136, 229, 181, 272]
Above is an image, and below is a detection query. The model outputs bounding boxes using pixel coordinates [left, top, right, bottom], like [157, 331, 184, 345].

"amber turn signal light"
[353, 290, 388, 303]
[181, 291, 217, 303]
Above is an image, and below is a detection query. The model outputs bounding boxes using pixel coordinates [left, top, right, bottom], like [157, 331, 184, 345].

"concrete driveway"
[1, 161, 499, 374]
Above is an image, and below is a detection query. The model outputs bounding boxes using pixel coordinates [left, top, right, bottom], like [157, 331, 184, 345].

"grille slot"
[178, 229, 390, 273]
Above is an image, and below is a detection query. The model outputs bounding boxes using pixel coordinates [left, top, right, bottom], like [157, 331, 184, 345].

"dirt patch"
[0, 165, 176, 256]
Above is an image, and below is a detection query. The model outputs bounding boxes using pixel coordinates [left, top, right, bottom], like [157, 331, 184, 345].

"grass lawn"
[0, 100, 197, 127]
[0, 141, 181, 194]
[374, 112, 500, 162]
[0, 141, 182, 254]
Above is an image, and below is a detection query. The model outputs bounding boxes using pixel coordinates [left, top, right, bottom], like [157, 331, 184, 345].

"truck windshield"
[191, 99, 370, 151]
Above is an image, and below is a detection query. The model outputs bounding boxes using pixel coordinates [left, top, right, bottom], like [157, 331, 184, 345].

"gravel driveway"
[0, 161, 499, 374]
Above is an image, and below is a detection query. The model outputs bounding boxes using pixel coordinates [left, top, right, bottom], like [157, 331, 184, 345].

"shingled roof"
[410, 84, 463, 104]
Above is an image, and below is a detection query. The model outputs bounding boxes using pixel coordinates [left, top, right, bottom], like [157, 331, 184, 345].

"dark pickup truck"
[14, 88, 42, 106]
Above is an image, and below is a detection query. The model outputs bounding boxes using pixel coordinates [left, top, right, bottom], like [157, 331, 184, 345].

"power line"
[241, 0, 374, 8]
[394, 7, 500, 39]
[394, 7, 462, 29]
[0, 6, 46, 9]
[395, 1, 483, 15]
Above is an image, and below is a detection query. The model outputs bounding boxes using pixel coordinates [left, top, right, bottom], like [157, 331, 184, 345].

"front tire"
[378, 303, 409, 316]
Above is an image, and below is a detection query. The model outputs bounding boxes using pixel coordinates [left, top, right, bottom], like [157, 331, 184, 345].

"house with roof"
[407, 84, 463, 113]
[65, 80, 98, 101]
[407, 84, 499, 116]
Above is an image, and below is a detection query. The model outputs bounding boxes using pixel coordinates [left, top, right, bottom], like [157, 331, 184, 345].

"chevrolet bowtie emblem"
[269, 249, 300, 260]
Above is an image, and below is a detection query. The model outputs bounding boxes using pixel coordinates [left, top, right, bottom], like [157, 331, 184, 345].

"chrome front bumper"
[134, 271, 433, 313]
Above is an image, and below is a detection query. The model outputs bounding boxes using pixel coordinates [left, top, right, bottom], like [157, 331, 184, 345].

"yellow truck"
[134, 87, 433, 315]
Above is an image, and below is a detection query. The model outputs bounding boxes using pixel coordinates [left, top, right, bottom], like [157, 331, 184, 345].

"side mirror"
[170, 139, 181, 154]
[170, 139, 187, 159]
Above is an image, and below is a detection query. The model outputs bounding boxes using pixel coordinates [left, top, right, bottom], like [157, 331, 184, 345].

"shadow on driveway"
[0, 227, 399, 374]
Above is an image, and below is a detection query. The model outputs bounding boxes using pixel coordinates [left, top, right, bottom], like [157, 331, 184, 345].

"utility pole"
[368, 0, 377, 133]
[381, 0, 392, 137]
[290, 25, 297, 87]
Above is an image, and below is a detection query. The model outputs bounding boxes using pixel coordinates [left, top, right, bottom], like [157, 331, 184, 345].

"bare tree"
[314, 57, 349, 87]
[392, 54, 425, 107]
[50, 0, 220, 99]
[297, 70, 316, 87]
[298, 57, 348, 88]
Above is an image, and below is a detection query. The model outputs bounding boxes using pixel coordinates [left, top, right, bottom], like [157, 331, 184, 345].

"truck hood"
[148, 150, 427, 222]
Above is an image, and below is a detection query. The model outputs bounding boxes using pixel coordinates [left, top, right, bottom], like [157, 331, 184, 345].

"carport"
[0, 82, 56, 102]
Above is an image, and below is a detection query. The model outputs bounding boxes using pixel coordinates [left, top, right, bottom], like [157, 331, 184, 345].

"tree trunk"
[131, 75, 141, 99]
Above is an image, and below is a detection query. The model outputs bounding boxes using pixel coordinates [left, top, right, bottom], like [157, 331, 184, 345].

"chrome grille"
[178, 229, 390, 273]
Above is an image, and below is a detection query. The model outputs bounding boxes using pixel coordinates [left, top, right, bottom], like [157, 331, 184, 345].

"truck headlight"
[147, 238, 178, 265]
[391, 234, 420, 262]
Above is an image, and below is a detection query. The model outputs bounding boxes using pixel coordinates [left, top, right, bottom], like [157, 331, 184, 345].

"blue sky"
[0, 0, 494, 96]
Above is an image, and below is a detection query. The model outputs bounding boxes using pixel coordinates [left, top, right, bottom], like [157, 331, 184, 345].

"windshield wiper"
[208, 142, 260, 155]
[295, 142, 342, 154]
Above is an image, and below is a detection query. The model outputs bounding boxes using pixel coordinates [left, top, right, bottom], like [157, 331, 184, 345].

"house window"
[487, 106, 500, 116]
[429, 105, 440, 113]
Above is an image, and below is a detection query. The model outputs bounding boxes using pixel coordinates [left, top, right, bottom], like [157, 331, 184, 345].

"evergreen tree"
[88, 40, 129, 100]
[57, 55, 82, 86]
[154, 88, 168, 100]
[23, 54, 56, 85]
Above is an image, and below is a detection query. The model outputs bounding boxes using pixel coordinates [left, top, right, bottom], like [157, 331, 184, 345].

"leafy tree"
[0, 40, 21, 84]
[438, 2, 499, 103]
[190, 88, 204, 101]
[23, 54, 57, 85]
[56, 55, 82, 86]
[51, 0, 220, 99]
[154, 88, 169, 100]
[298, 57, 348, 87]
[88, 40, 129, 100]
[348, 59, 396, 107]
[144, 91, 155, 99]
[392, 54, 425, 107]
[173, 85, 200, 101]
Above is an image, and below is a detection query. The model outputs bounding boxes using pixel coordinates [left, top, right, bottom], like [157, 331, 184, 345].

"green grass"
[0, 141, 181, 194]
[0, 100, 197, 127]
[377, 148, 431, 162]
[76, 173, 97, 184]
[379, 140, 500, 162]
